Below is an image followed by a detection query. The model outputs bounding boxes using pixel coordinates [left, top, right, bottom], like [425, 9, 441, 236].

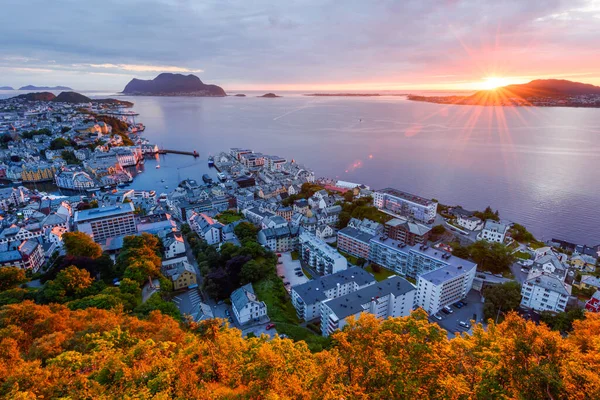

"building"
[299, 231, 348, 275]
[291, 267, 376, 321]
[188, 212, 224, 245]
[373, 188, 437, 223]
[477, 220, 509, 243]
[163, 231, 185, 259]
[585, 290, 600, 313]
[456, 214, 483, 231]
[347, 218, 383, 236]
[520, 270, 571, 313]
[74, 203, 137, 243]
[0, 240, 45, 272]
[577, 275, 600, 291]
[320, 276, 416, 337]
[231, 283, 267, 325]
[257, 225, 299, 252]
[0, 187, 25, 210]
[337, 226, 373, 260]
[570, 254, 597, 272]
[383, 217, 431, 245]
[415, 263, 477, 314]
[162, 257, 197, 290]
[55, 168, 97, 190]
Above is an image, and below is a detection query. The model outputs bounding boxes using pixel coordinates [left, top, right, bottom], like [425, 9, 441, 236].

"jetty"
[158, 149, 199, 158]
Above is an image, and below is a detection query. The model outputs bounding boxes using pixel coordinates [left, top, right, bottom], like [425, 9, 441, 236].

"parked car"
[266, 323, 276, 330]
[459, 321, 471, 329]
[284, 281, 290, 285]
[443, 305, 453, 314]
[277, 253, 282, 257]
[433, 313, 443, 320]
[295, 272, 303, 277]
[225, 310, 230, 316]
[441, 308, 450, 315]
[521, 268, 529, 273]
[294, 267, 302, 271]
[453, 302, 463, 309]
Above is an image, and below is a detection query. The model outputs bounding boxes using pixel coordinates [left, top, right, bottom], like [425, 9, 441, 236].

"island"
[304, 93, 409, 97]
[259, 93, 281, 98]
[52, 91, 92, 103]
[233, 94, 246, 97]
[0, 86, 14, 90]
[11, 91, 134, 107]
[122, 73, 226, 96]
[19, 85, 72, 90]
[407, 79, 600, 108]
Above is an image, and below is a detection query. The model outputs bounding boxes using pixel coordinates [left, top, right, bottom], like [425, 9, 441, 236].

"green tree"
[234, 222, 259, 244]
[483, 281, 522, 320]
[40, 266, 94, 303]
[49, 137, 71, 150]
[540, 307, 586, 333]
[62, 232, 103, 259]
[0, 266, 27, 291]
[431, 225, 445, 235]
[134, 292, 181, 321]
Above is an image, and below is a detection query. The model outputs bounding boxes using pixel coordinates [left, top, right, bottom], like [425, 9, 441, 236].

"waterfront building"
[477, 220, 509, 243]
[55, 168, 97, 190]
[383, 217, 431, 245]
[291, 266, 376, 321]
[320, 276, 416, 337]
[456, 214, 483, 231]
[21, 162, 57, 182]
[299, 231, 347, 275]
[74, 203, 137, 243]
[373, 188, 437, 223]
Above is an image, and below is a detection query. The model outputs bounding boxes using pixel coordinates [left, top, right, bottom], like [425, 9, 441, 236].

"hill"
[19, 85, 72, 90]
[122, 73, 226, 96]
[52, 91, 92, 103]
[0, 86, 14, 90]
[13, 92, 57, 101]
[259, 92, 281, 98]
[408, 79, 600, 107]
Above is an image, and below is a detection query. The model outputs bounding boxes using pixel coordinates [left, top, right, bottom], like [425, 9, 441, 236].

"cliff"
[122, 73, 226, 96]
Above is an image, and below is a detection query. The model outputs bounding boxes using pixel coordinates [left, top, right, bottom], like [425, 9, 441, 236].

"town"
[0, 94, 599, 347]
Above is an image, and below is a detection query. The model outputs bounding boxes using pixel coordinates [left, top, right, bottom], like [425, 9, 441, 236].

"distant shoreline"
[304, 93, 408, 97]
[407, 94, 600, 108]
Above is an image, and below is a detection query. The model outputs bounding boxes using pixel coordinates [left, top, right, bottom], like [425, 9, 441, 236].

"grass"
[302, 268, 313, 279]
[507, 241, 520, 251]
[514, 251, 531, 260]
[365, 264, 396, 281]
[339, 251, 359, 265]
[216, 211, 243, 225]
[529, 241, 546, 250]
[275, 323, 332, 352]
[291, 251, 299, 261]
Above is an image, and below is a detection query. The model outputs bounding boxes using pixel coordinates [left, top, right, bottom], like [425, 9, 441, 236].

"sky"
[1, 0, 599, 91]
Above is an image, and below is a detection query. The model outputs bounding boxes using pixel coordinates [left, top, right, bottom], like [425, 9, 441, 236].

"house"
[456, 214, 483, 231]
[520, 269, 571, 313]
[0, 239, 45, 272]
[162, 257, 197, 290]
[320, 276, 416, 337]
[383, 217, 431, 246]
[293, 199, 309, 215]
[577, 275, 600, 291]
[188, 212, 224, 245]
[163, 231, 185, 259]
[477, 220, 509, 243]
[570, 254, 597, 272]
[315, 224, 334, 239]
[231, 283, 267, 325]
[347, 218, 383, 236]
[585, 290, 600, 313]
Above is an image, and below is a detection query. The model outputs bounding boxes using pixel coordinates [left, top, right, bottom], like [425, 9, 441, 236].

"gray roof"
[483, 220, 508, 233]
[526, 270, 572, 296]
[231, 283, 256, 311]
[385, 217, 431, 236]
[74, 203, 134, 222]
[581, 275, 600, 288]
[292, 267, 376, 305]
[338, 226, 374, 245]
[324, 276, 415, 319]
[0, 250, 22, 263]
[419, 262, 476, 285]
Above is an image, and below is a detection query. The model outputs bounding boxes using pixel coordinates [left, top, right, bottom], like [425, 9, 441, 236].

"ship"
[208, 156, 214, 167]
[202, 174, 213, 184]
[217, 172, 227, 182]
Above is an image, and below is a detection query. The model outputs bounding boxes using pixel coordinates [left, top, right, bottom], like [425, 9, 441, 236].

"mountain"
[478, 79, 600, 98]
[122, 73, 226, 96]
[13, 92, 57, 101]
[52, 91, 92, 103]
[0, 86, 14, 90]
[19, 85, 73, 90]
[259, 93, 281, 98]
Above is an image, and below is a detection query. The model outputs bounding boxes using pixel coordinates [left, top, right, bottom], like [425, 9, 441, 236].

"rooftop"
[419, 262, 476, 285]
[74, 202, 135, 222]
[338, 226, 374, 245]
[377, 188, 435, 207]
[292, 266, 376, 305]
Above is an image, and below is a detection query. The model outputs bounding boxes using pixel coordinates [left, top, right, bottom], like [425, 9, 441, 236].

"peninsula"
[304, 93, 409, 97]
[408, 79, 600, 107]
[11, 91, 134, 106]
[122, 73, 226, 96]
[0, 86, 14, 90]
[19, 85, 72, 90]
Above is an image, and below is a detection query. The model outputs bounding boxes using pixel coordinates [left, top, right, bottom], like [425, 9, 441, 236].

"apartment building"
[258, 225, 300, 252]
[74, 203, 137, 243]
[231, 283, 268, 325]
[188, 212, 224, 245]
[291, 267, 376, 321]
[521, 270, 571, 313]
[477, 220, 509, 243]
[299, 231, 348, 275]
[383, 217, 431, 245]
[415, 263, 477, 314]
[320, 276, 416, 337]
[373, 188, 437, 223]
[337, 226, 373, 260]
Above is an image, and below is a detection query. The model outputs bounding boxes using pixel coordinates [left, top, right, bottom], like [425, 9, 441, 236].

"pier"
[158, 149, 199, 157]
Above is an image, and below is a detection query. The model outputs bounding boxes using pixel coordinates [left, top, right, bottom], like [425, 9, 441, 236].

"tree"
[473, 206, 500, 222]
[49, 137, 71, 150]
[234, 222, 259, 244]
[431, 225, 445, 235]
[483, 281, 522, 320]
[0, 266, 27, 291]
[40, 266, 94, 303]
[540, 307, 585, 333]
[62, 232, 103, 259]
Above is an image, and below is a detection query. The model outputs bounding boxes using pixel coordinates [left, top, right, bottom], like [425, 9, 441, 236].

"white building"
[231, 283, 268, 325]
[415, 263, 477, 314]
[163, 231, 186, 259]
[521, 270, 571, 313]
[456, 215, 483, 231]
[373, 188, 437, 224]
[74, 203, 137, 243]
[188, 212, 224, 245]
[477, 220, 509, 243]
[291, 267, 376, 321]
[320, 276, 416, 337]
[299, 231, 348, 275]
[257, 225, 299, 252]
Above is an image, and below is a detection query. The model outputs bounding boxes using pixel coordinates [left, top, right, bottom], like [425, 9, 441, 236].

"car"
[277, 261, 282, 265]
[459, 321, 471, 329]
[225, 310, 230, 316]
[441, 308, 450, 315]
[294, 267, 301, 271]
[279, 334, 288, 339]
[295, 272, 303, 277]
[443, 305, 453, 314]
[453, 302, 463, 309]
[277, 253, 282, 257]
[521, 268, 529, 273]
[433, 313, 443, 320]
[284, 281, 290, 285]
[266, 323, 276, 330]
[460, 232, 467, 236]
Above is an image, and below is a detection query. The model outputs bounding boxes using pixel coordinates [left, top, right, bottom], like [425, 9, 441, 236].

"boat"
[161, 179, 165, 183]
[217, 172, 226, 182]
[208, 156, 214, 167]
[202, 174, 213, 184]
[165, 185, 169, 189]
[118, 183, 127, 188]
[155, 165, 160, 169]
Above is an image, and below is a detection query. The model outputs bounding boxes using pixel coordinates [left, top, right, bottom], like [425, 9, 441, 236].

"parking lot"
[429, 290, 484, 338]
[277, 252, 309, 289]
[241, 323, 278, 339]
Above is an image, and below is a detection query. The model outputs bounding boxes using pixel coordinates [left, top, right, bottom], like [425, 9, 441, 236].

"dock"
[158, 149, 199, 158]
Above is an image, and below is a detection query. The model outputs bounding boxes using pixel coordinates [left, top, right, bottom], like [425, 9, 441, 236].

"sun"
[481, 76, 511, 90]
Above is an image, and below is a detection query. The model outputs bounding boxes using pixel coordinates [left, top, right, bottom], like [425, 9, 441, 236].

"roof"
[419, 262, 476, 285]
[18, 239, 39, 255]
[323, 276, 415, 319]
[292, 266, 376, 305]
[231, 283, 257, 311]
[377, 188, 435, 207]
[338, 226, 374, 245]
[385, 217, 431, 236]
[525, 270, 572, 296]
[581, 275, 600, 288]
[483, 220, 508, 233]
[0, 250, 22, 263]
[74, 202, 134, 222]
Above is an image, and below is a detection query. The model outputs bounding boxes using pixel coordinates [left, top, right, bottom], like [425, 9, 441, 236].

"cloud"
[86, 64, 204, 73]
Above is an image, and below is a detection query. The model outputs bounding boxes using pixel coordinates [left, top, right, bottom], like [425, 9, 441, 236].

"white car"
[433, 313, 443, 320]
[459, 321, 471, 329]
[443, 305, 453, 314]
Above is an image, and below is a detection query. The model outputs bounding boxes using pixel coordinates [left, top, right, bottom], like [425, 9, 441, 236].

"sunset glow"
[480, 77, 513, 90]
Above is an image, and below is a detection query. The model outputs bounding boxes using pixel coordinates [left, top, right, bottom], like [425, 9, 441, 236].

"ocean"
[2, 90, 599, 245]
